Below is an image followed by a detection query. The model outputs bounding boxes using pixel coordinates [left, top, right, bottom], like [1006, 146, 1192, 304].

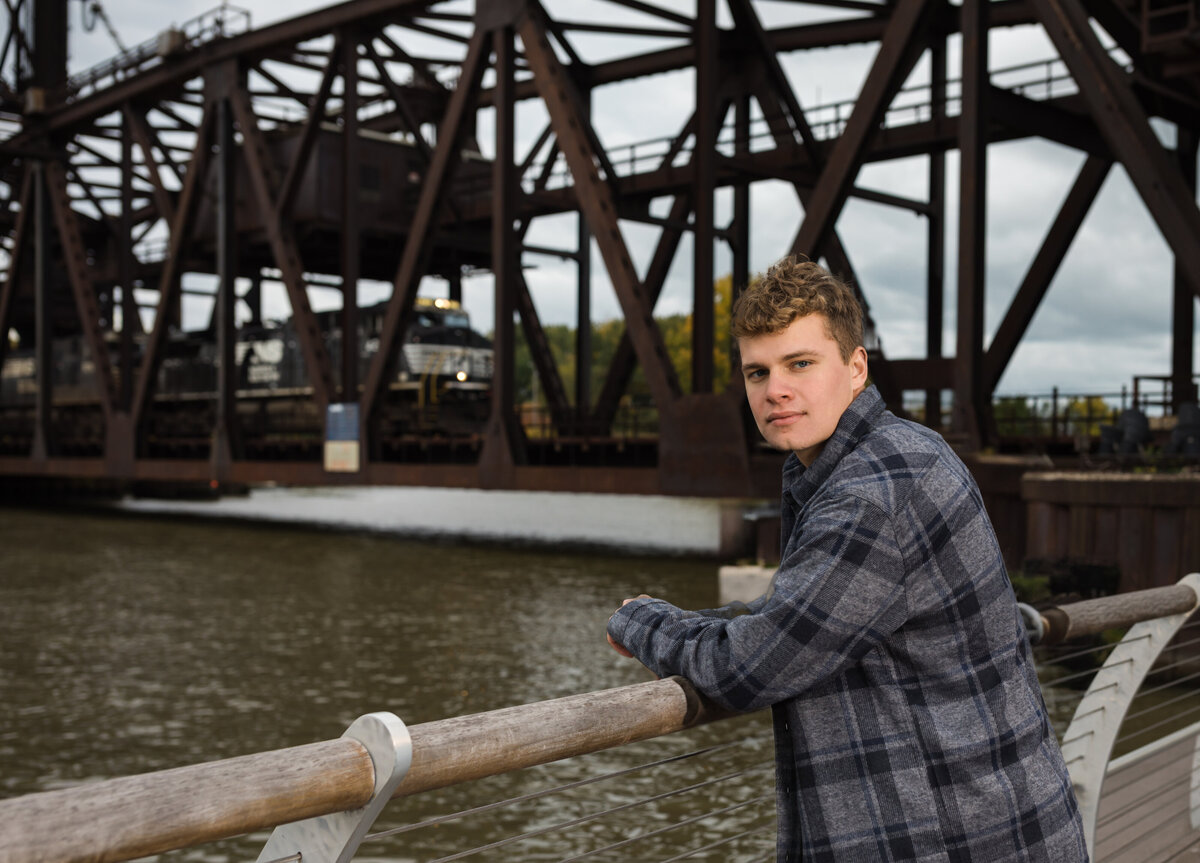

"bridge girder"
[0, 0, 1197, 496]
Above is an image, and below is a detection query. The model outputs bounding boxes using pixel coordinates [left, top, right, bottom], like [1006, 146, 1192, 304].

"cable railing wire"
[551, 793, 774, 863]
[364, 738, 753, 841]
[656, 822, 777, 863]
[416, 764, 775, 863]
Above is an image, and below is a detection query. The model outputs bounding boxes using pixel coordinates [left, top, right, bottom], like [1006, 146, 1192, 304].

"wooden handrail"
[0, 677, 728, 863]
[0, 740, 373, 863]
[1036, 583, 1198, 646]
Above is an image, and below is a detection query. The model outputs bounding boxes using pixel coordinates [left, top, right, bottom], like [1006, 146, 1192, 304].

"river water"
[0, 505, 775, 862]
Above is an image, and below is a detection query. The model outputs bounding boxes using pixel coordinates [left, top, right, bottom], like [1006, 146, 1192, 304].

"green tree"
[506, 272, 738, 410]
[1064, 396, 1114, 439]
[994, 396, 1041, 437]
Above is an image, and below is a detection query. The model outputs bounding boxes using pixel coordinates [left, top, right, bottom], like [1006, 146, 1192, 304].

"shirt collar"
[782, 384, 885, 501]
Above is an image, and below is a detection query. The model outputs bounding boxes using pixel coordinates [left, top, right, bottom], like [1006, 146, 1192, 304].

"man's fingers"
[607, 632, 634, 657]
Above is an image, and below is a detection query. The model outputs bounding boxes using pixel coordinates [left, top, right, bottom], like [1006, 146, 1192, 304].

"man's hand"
[607, 594, 652, 657]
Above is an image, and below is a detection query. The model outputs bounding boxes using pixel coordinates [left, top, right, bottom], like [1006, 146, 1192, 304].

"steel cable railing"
[361, 727, 775, 862]
[365, 738, 748, 840]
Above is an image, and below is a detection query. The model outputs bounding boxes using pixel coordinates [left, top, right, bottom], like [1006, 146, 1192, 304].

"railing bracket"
[256, 711, 412, 863]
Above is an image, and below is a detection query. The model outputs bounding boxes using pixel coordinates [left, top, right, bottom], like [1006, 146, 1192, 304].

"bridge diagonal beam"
[359, 30, 490, 430]
[0, 166, 31, 370]
[1032, 0, 1200, 303]
[727, 0, 823, 159]
[732, 2, 880, 344]
[361, 39, 432, 163]
[518, 5, 681, 411]
[984, 156, 1112, 392]
[131, 107, 215, 431]
[275, 36, 341, 221]
[510, 210, 573, 433]
[591, 191, 693, 430]
[44, 159, 117, 418]
[226, 71, 336, 412]
[122, 104, 177, 227]
[789, 0, 933, 262]
[735, 10, 905, 405]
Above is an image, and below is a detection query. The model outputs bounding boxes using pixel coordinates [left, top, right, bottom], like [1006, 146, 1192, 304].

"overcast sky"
[60, 0, 1200, 402]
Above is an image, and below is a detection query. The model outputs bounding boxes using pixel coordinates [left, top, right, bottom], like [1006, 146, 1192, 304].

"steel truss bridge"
[0, 0, 1197, 498]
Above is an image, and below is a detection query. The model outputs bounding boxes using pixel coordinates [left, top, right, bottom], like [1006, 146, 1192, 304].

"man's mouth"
[767, 411, 804, 425]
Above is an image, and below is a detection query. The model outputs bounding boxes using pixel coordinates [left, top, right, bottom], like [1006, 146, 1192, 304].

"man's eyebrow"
[739, 350, 819, 373]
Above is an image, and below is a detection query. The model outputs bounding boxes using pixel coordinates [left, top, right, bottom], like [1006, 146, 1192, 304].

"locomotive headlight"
[456, 371, 468, 382]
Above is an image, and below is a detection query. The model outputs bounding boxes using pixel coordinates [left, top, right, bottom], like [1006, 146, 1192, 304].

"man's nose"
[765, 373, 791, 402]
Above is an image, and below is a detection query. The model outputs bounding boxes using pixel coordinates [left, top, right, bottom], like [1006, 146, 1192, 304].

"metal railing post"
[1059, 572, 1200, 857]
[255, 712, 412, 863]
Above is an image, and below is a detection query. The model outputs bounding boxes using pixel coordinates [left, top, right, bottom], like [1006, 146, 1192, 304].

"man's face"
[738, 313, 869, 466]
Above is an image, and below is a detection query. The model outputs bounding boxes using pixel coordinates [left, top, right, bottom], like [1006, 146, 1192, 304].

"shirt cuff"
[607, 596, 661, 648]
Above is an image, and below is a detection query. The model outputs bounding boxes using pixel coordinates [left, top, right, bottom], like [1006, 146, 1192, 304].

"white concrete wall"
[117, 486, 765, 556]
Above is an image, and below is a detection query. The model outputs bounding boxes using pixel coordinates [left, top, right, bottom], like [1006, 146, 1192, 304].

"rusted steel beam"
[274, 36, 341, 222]
[725, 0, 892, 386]
[518, 7, 681, 412]
[989, 87, 1109, 158]
[122, 105, 177, 227]
[32, 163, 52, 459]
[954, 0, 990, 449]
[693, 0, 717, 395]
[925, 34, 947, 428]
[984, 156, 1112, 392]
[0, 167, 31, 370]
[516, 267, 574, 432]
[789, 0, 933, 261]
[44, 159, 116, 418]
[480, 24, 527, 482]
[1171, 129, 1198, 407]
[19, 0, 433, 134]
[361, 38, 433, 164]
[118, 110, 136, 410]
[213, 96, 241, 472]
[130, 107, 213, 433]
[340, 31, 361, 402]
[727, 0, 824, 160]
[591, 194, 692, 430]
[482, 2, 1041, 107]
[359, 30, 490, 432]
[1032, 0, 1200, 304]
[226, 71, 335, 412]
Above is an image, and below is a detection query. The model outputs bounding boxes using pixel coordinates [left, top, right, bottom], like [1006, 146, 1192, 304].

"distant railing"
[60, 4, 252, 103]
[2, 576, 1199, 863]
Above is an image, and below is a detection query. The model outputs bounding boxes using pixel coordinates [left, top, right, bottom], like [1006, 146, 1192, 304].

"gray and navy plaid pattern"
[608, 387, 1087, 862]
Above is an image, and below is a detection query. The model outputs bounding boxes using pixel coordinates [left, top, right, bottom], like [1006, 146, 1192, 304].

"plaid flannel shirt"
[608, 387, 1087, 862]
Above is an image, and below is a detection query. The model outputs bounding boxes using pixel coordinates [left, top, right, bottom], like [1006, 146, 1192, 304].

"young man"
[606, 257, 1087, 862]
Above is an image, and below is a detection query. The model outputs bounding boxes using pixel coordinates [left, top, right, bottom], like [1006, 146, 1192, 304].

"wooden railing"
[3, 578, 1200, 863]
[0, 676, 730, 863]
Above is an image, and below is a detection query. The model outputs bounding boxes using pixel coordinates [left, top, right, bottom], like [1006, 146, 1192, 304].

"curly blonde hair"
[731, 256, 863, 362]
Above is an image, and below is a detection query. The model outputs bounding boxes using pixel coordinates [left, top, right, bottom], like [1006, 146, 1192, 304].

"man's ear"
[850, 345, 869, 389]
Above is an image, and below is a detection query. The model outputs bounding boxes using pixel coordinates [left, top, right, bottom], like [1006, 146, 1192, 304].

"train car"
[0, 296, 494, 456]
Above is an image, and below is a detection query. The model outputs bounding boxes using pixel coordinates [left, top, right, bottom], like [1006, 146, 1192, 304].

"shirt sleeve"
[606, 492, 909, 712]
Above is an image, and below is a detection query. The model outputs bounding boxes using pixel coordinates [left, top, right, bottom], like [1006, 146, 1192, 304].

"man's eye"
[746, 369, 766, 380]
[791, 360, 811, 370]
